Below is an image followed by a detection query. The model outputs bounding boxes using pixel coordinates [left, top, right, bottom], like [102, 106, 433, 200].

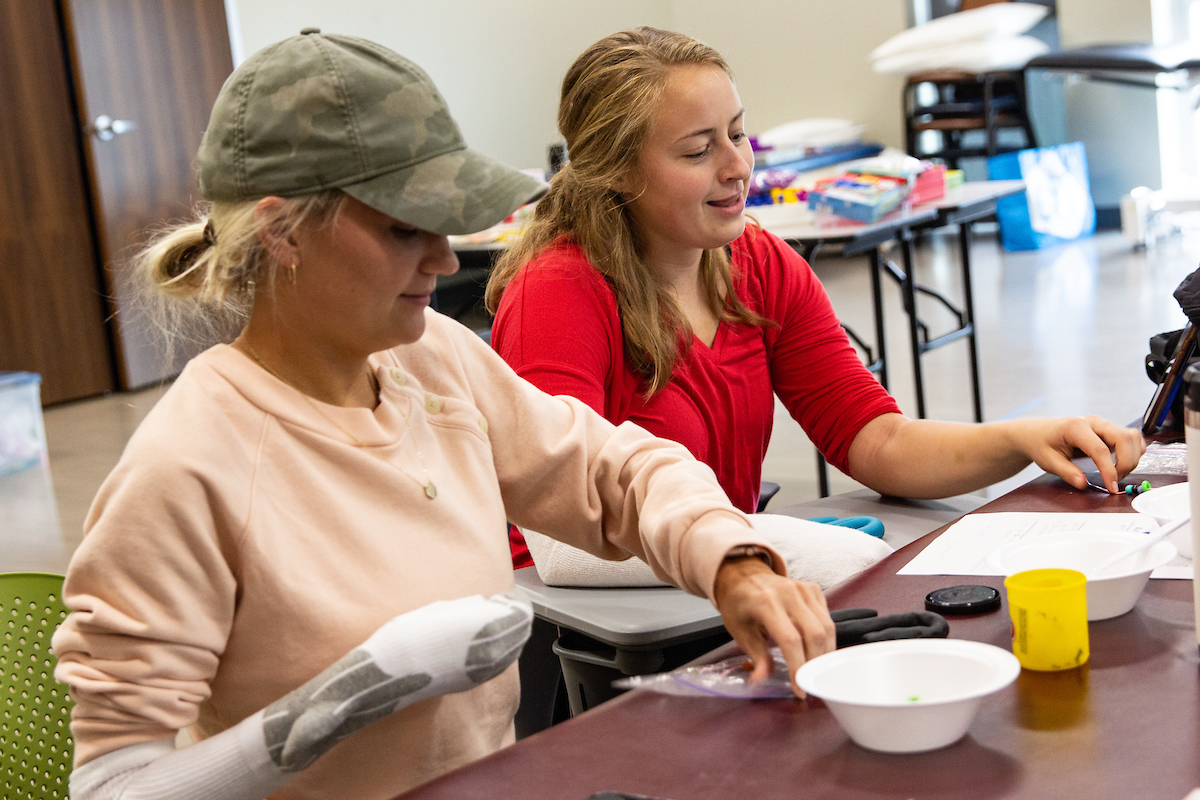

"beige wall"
[233, 1, 672, 171]
[1057, 0, 1152, 45]
[675, 0, 907, 157]
[1055, 0, 1161, 203]
[230, 0, 908, 171]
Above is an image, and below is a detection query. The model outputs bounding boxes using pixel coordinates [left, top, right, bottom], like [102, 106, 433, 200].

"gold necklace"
[236, 340, 438, 500]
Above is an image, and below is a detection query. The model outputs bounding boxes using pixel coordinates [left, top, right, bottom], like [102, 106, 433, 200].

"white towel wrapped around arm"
[524, 514, 893, 590]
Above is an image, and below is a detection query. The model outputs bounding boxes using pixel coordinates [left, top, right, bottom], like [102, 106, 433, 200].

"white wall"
[1152, 0, 1200, 191]
[1058, 0, 1153, 44]
[1056, 0, 1162, 205]
[233, 1, 671, 171]
[230, 0, 908, 171]
[672, 0, 907, 154]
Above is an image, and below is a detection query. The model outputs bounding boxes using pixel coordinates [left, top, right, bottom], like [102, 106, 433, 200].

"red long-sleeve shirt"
[493, 224, 900, 567]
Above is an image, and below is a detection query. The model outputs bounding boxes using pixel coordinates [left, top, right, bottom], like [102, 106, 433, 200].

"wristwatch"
[722, 544, 774, 569]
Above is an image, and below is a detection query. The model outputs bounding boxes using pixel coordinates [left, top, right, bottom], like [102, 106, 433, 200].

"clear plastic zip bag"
[614, 647, 795, 699]
[612, 609, 951, 699]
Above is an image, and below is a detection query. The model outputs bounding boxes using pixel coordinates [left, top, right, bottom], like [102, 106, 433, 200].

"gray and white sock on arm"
[69, 590, 533, 800]
[263, 590, 532, 772]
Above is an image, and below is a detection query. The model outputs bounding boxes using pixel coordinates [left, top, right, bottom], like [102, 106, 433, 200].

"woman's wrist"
[713, 547, 778, 607]
[722, 544, 774, 569]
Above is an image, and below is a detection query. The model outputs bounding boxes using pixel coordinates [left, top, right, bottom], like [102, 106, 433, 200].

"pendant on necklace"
[424, 481, 438, 500]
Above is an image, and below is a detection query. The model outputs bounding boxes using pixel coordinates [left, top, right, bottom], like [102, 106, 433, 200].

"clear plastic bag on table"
[1136, 443, 1187, 476]
[614, 609, 950, 699]
[614, 648, 794, 699]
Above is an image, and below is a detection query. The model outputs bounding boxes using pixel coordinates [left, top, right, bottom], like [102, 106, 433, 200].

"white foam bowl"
[987, 531, 1177, 621]
[795, 639, 1019, 754]
[1131, 482, 1192, 559]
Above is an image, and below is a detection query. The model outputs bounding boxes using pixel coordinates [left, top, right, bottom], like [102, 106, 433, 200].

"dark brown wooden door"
[0, 0, 115, 404]
[62, 0, 233, 389]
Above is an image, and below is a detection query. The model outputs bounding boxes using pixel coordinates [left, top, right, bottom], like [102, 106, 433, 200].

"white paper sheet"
[898, 512, 1193, 579]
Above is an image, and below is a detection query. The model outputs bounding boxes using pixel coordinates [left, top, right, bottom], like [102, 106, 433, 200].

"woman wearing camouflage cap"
[51, 30, 835, 800]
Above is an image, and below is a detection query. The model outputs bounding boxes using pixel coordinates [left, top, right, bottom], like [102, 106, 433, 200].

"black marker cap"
[925, 584, 1001, 615]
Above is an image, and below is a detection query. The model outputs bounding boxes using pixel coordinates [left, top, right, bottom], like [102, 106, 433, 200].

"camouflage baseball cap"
[196, 29, 546, 235]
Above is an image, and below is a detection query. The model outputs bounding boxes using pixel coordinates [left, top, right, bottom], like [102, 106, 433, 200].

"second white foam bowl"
[1132, 482, 1192, 559]
[987, 531, 1177, 620]
[795, 639, 1020, 754]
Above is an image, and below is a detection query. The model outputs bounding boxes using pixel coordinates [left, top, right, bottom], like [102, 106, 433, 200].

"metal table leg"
[814, 244, 889, 498]
[958, 221, 984, 422]
[898, 230, 927, 419]
[868, 246, 888, 391]
[816, 452, 831, 498]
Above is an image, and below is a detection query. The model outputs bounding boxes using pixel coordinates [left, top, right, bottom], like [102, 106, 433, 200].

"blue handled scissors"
[806, 515, 886, 539]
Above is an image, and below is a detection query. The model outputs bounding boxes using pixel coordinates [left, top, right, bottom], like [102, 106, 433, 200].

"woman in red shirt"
[487, 26, 1145, 570]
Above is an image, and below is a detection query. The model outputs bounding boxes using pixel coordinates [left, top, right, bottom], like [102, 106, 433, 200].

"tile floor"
[1, 227, 1194, 575]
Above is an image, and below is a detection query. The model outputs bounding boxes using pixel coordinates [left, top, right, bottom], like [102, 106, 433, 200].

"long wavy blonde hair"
[485, 27, 768, 396]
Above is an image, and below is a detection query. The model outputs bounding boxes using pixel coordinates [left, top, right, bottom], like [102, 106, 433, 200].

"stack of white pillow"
[521, 514, 894, 590]
[870, 2, 1050, 75]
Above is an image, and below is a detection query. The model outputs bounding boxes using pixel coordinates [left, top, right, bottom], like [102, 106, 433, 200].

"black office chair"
[901, 0, 1037, 167]
[904, 69, 1036, 168]
[758, 481, 781, 512]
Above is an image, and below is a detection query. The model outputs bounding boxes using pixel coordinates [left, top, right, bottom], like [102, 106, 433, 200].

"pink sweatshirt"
[52, 311, 775, 800]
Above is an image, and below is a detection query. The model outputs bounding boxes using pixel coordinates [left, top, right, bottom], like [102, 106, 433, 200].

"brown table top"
[397, 472, 1199, 800]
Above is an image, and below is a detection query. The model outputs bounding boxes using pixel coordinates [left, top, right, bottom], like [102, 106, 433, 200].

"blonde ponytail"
[132, 191, 345, 357]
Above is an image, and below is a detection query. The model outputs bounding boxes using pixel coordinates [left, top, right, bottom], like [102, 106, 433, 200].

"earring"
[288, 262, 297, 284]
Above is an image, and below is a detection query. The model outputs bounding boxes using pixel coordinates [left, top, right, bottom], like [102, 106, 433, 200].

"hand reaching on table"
[1008, 414, 1146, 494]
[847, 412, 1146, 499]
[712, 555, 835, 698]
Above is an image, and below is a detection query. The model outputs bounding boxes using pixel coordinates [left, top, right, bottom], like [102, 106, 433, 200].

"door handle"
[88, 114, 137, 141]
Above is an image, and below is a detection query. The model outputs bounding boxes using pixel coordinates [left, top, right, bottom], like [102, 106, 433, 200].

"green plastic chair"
[0, 573, 72, 799]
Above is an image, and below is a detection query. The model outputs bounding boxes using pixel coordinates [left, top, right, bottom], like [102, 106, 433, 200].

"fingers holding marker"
[1057, 417, 1120, 491]
[1067, 416, 1146, 492]
[1035, 443, 1091, 491]
[1087, 415, 1146, 479]
[1019, 417, 1121, 493]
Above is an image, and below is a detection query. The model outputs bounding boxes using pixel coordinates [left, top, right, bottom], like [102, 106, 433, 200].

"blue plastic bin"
[0, 372, 47, 476]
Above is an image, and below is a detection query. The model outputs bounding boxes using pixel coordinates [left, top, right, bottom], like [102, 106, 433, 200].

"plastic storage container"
[0, 372, 48, 476]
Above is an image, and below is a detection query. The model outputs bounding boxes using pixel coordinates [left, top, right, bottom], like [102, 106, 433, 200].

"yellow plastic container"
[1004, 569, 1089, 671]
